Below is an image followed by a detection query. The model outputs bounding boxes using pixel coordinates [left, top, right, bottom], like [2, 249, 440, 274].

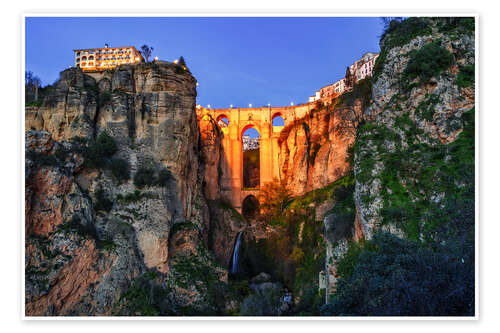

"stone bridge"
[197, 102, 318, 213]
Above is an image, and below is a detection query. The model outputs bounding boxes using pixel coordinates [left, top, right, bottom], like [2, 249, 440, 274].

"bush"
[157, 169, 173, 186]
[109, 158, 130, 183]
[457, 64, 475, 89]
[117, 190, 144, 203]
[381, 17, 433, 49]
[321, 232, 474, 316]
[95, 131, 118, 156]
[83, 131, 118, 168]
[94, 187, 113, 213]
[133, 167, 156, 188]
[98, 91, 112, 106]
[402, 41, 455, 91]
[240, 285, 282, 316]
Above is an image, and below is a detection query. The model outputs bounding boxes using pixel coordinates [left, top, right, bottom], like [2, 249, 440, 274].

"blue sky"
[26, 16, 383, 110]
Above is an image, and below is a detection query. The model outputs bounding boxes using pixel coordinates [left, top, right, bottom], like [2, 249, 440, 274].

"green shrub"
[83, 131, 118, 168]
[95, 131, 118, 156]
[402, 41, 455, 91]
[157, 169, 173, 186]
[457, 64, 475, 89]
[26, 151, 58, 167]
[437, 17, 475, 35]
[117, 190, 144, 203]
[109, 158, 130, 183]
[98, 91, 112, 106]
[381, 17, 433, 49]
[94, 187, 113, 213]
[133, 167, 156, 188]
[112, 271, 161, 316]
[321, 232, 474, 316]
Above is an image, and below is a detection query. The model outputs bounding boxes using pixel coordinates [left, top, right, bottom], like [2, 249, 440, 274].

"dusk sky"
[25, 16, 384, 110]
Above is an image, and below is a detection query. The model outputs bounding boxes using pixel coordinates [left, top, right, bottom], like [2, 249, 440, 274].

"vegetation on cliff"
[325, 16, 475, 316]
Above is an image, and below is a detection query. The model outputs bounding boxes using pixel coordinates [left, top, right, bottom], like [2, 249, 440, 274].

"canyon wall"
[322, 17, 476, 304]
[276, 93, 364, 196]
[25, 63, 236, 315]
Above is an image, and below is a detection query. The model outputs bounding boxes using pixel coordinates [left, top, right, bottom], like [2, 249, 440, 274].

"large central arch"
[197, 103, 315, 212]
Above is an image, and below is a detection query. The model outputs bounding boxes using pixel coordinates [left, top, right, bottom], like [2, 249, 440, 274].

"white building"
[308, 52, 379, 102]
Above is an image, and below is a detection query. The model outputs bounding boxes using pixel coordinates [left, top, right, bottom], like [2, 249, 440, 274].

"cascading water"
[231, 232, 243, 274]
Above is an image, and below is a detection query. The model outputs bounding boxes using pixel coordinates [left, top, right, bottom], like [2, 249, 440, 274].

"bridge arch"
[216, 114, 230, 127]
[197, 103, 315, 213]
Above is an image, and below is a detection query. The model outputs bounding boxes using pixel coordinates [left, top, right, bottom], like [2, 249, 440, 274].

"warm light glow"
[74, 46, 143, 72]
[173, 59, 178, 64]
[196, 82, 199, 86]
[290, 102, 294, 106]
[267, 103, 271, 106]
[249, 104, 252, 107]
[207, 104, 211, 108]
[154, 56, 159, 61]
[230, 104, 233, 108]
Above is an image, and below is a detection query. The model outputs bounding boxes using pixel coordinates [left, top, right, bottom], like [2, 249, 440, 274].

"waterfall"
[231, 232, 243, 274]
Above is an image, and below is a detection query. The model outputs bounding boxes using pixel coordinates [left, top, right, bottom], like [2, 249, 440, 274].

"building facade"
[309, 52, 379, 102]
[73, 45, 144, 72]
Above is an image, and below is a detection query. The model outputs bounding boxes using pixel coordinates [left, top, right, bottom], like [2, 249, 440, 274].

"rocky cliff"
[276, 85, 367, 196]
[25, 62, 236, 315]
[321, 17, 475, 313]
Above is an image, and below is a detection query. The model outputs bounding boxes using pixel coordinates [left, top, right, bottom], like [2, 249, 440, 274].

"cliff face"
[277, 93, 364, 196]
[322, 17, 475, 305]
[25, 63, 231, 315]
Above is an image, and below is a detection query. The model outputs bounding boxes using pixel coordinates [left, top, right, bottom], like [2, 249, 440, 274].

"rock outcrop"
[25, 62, 233, 315]
[277, 94, 362, 196]
[322, 17, 476, 301]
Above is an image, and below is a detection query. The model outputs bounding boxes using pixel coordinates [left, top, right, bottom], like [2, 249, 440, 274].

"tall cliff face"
[277, 89, 366, 196]
[321, 17, 475, 309]
[25, 63, 230, 316]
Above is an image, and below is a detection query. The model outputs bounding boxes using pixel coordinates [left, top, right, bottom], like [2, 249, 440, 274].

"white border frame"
[20, 13, 479, 321]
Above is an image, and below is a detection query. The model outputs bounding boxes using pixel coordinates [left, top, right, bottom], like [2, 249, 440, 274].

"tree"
[320, 232, 475, 316]
[33, 76, 41, 102]
[140, 45, 154, 63]
[178, 56, 186, 67]
[344, 66, 354, 91]
[258, 179, 292, 220]
[25, 70, 42, 103]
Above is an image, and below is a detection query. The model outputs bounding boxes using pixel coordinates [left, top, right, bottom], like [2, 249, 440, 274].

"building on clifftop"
[73, 44, 144, 72]
[308, 51, 379, 102]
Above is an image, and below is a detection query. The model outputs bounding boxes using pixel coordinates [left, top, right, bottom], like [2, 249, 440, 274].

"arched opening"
[242, 195, 259, 219]
[272, 113, 285, 126]
[242, 126, 260, 189]
[217, 114, 229, 128]
[272, 113, 285, 133]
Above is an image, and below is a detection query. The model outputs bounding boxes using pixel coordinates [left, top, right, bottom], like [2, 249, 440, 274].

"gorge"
[24, 17, 475, 316]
